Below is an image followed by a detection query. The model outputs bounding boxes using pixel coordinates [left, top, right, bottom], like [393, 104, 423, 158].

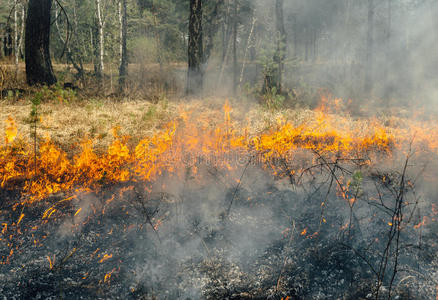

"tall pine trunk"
[263, 0, 286, 94]
[274, 0, 286, 93]
[118, 0, 128, 93]
[203, 0, 222, 64]
[25, 0, 56, 86]
[187, 0, 203, 95]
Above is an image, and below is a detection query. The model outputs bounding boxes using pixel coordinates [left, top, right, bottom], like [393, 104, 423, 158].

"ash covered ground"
[1, 149, 438, 300]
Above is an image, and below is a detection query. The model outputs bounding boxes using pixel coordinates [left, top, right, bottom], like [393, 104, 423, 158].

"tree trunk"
[273, 0, 286, 93]
[91, 25, 98, 74]
[383, 0, 392, 97]
[187, 0, 203, 95]
[96, 0, 105, 79]
[239, 17, 256, 90]
[305, 27, 309, 61]
[292, 14, 297, 57]
[221, 0, 232, 65]
[312, 28, 317, 61]
[14, 0, 19, 75]
[4, 26, 13, 58]
[55, 4, 84, 81]
[204, 0, 222, 64]
[118, 0, 128, 93]
[25, 0, 57, 86]
[365, 0, 374, 94]
[18, 4, 25, 59]
[232, 0, 238, 95]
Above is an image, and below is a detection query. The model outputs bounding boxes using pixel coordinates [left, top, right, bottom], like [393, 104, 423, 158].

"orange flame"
[16, 213, 25, 226]
[103, 268, 116, 283]
[47, 255, 55, 270]
[0, 98, 437, 208]
[98, 253, 113, 263]
[4, 116, 17, 144]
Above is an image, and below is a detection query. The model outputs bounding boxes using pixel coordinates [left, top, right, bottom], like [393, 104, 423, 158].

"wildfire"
[103, 268, 116, 283]
[1, 97, 437, 299]
[0, 97, 436, 205]
[16, 213, 25, 226]
[98, 253, 113, 263]
[4, 116, 17, 144]
[47, 255, 55, 270]
[74, 208, 82, 217]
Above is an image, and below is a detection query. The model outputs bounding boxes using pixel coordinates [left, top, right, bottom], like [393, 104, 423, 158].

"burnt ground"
[1, 157, 438, 300]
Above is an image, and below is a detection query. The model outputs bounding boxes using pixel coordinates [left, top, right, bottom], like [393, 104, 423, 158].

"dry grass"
[0, 96, 274, 149]
[2, 89, 432, 159]
[0, 98, 175, 153]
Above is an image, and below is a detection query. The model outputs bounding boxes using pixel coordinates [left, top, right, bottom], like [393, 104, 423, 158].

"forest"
[0, 0, 437, 299]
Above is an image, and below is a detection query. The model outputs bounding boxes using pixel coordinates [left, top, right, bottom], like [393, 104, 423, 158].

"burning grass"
[0, 97, 400, 203]
[1, 96, 438, 299]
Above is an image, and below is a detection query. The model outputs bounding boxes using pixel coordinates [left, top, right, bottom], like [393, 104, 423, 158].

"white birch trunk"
[18, 4, 25, 59]
[96, 0, 105, 76]
[14, 0, 18, 74]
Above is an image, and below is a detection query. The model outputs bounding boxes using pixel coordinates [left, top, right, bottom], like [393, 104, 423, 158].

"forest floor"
[1, 82, 438, 299]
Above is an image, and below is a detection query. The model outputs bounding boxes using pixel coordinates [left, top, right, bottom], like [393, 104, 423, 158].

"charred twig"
[276, 220, 296, 293]
[339, 242, 378, 277]
[132, 185, 162, 243]
[52, 0, 71, 58]
[319, 174, 334, 231]
[225, 156, 253, 217]
[374, 143, 414, 300]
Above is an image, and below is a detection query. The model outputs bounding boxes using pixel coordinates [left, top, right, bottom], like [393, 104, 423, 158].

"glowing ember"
[99, 253, 113, 263]
[46, 255, 55, 270]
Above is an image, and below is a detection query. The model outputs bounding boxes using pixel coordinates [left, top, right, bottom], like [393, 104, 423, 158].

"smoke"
[202, 0, 438, 108]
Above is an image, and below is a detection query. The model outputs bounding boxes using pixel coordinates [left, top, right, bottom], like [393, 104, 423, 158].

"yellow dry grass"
[0, 95, 428, 158]
[0, 99, 174, 153]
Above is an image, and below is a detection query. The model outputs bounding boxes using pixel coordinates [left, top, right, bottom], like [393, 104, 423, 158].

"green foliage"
[142, 105, 157, 122]
[36, 85, 77, 104]
[263, 87, 285, 110]
[30, 92, 42, 121]
[258, 47, 280, 79]
[349, 170, 364, 196]
[129, 37, 159, 64]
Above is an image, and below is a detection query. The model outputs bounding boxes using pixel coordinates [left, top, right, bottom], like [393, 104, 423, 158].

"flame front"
[0, 98, 437, 204]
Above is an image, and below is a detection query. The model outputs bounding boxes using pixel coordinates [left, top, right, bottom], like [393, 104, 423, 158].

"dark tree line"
[3, 0, 435, 101]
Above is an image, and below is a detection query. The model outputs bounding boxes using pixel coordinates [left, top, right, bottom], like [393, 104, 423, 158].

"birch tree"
[13, 0, 25, 76]
[96, 0, 105, 79]
[118, 0, 128, 93]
